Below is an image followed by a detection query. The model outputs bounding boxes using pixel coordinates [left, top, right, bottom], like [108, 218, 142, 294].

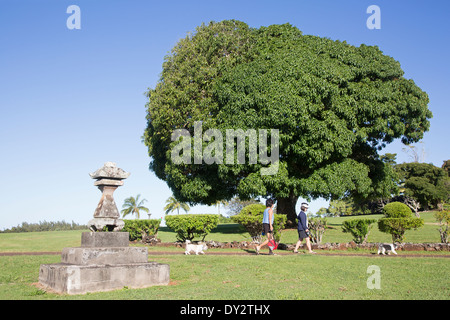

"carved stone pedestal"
[88, 162, 129, 232]
[39, 232, 170, 295]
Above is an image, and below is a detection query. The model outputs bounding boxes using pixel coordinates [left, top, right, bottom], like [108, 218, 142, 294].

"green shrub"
[378, 202, 424, 242]
[123, 219, 161, 241]
[378, 218, 424, 243]
[382, 202, 412, 218]
[165, 214, 219, 242]
[232, 204, 286, 242]
[342, 218, 377, 244]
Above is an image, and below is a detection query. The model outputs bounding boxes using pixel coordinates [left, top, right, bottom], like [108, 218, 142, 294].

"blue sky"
[0, 0, 448, 230]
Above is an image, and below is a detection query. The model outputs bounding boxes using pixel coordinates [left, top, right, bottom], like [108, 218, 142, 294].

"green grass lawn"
[0, 230, 86, 252]
[0, 254, 448, 300]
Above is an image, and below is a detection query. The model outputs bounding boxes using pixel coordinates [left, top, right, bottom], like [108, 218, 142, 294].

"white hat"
[301, 202, 309, 209]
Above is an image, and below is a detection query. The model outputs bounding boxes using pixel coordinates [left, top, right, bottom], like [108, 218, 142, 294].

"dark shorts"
[262, 223, 273, 234]
[298, 230, 308, 239]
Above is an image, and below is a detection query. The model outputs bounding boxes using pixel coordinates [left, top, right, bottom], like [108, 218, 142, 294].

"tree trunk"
[276, 195, 299, 228]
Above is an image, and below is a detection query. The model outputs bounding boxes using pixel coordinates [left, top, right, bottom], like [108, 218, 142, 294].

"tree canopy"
[396, 162, 449, 210]
[144, 20, 432, 224]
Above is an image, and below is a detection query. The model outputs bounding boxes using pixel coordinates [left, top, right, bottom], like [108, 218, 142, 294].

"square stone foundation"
[39, 232, 170, 295]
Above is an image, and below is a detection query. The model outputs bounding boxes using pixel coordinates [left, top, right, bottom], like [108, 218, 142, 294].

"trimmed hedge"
[123, 219, 161, 241]
[382, 202, 413, 218]
[378, 202, 424, 243]
[165, 214, 219, 242]
[378, 218, 424, 243]
[232, 204, 286, 242]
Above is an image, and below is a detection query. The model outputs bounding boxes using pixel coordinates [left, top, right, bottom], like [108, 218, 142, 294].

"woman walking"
[256, 198, 275, 255]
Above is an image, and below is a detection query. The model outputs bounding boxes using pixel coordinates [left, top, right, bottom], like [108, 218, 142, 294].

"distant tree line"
[1, 220, 87, 233]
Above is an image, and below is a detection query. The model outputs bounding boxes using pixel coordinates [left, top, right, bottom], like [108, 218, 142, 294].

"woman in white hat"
[293, 202, 316, 254]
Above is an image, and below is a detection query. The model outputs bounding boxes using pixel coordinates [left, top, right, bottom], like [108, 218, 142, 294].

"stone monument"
[39, 162, 170, 294]
[88, 161, 129, 232]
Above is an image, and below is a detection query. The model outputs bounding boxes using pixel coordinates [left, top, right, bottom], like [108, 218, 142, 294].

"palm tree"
[164, 196, 190, 215]
[214, 200, 229, 216]
[121, 194, 149, 219]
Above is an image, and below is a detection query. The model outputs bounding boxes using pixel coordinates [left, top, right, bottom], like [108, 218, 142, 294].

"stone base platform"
[39, 261, 170, 295]
[39, 232, 170, 295]
[61, 247, 149, 265]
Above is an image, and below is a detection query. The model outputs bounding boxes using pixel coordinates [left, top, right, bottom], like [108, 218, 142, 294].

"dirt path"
[0, 252, 61, 256]
[148, 251, 450, 258]
[1, 251, 449, 258]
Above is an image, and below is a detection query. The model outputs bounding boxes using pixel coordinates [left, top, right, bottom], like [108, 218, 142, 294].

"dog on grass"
[185, 240, 208, 255]
[377, 243, 398, 255]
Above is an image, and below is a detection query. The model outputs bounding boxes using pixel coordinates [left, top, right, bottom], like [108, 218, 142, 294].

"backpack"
[268, 238, 278, 251]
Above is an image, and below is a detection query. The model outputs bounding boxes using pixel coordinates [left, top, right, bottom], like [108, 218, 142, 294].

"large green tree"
[144, 20, 432, 225]
[396, 162, 449, 210]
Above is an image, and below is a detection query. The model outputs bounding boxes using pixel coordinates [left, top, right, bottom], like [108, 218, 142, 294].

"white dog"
[377, 243, 398, 255]
[185, 240, 208, 255]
